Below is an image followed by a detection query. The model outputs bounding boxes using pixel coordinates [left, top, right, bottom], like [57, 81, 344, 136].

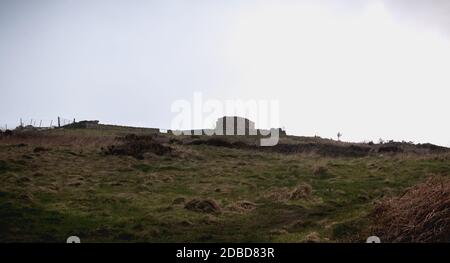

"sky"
[1, 0, 449, 146]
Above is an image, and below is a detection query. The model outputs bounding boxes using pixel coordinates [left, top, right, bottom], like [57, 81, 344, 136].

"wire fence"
[1, 117, 76, 131]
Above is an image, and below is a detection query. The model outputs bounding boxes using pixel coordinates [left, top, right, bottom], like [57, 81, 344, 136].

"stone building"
[170, 116, 286, 137]
[215, 116, 256, 136]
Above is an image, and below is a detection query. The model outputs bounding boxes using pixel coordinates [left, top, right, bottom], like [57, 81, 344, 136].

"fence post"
[39, 120, 42, 127]
[50, 120, 53, 127]
[58, 117, 60, 127]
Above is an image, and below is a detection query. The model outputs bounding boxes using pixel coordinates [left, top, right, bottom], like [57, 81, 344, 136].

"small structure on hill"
[170, 116, 286, 136]
[215, 116, 256, 136]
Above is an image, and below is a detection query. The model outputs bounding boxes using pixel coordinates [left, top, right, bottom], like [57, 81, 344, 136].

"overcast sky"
[1, 0, 449, 146]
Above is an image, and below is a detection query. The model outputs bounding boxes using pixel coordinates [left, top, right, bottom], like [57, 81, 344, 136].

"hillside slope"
[0, 126, 449, 242]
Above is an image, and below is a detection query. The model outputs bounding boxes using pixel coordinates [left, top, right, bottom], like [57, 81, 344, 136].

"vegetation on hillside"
[0, 126, 449, 242]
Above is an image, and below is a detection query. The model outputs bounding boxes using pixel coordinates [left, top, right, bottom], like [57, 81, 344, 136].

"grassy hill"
[0, 125, 449, 242]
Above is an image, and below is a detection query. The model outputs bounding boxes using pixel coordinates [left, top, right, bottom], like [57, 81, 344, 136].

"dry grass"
[371, 176, 450, 242]
[0, 132, 114, 149]
[265, 183, 313, 202]
[226, 200, 258, 213]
